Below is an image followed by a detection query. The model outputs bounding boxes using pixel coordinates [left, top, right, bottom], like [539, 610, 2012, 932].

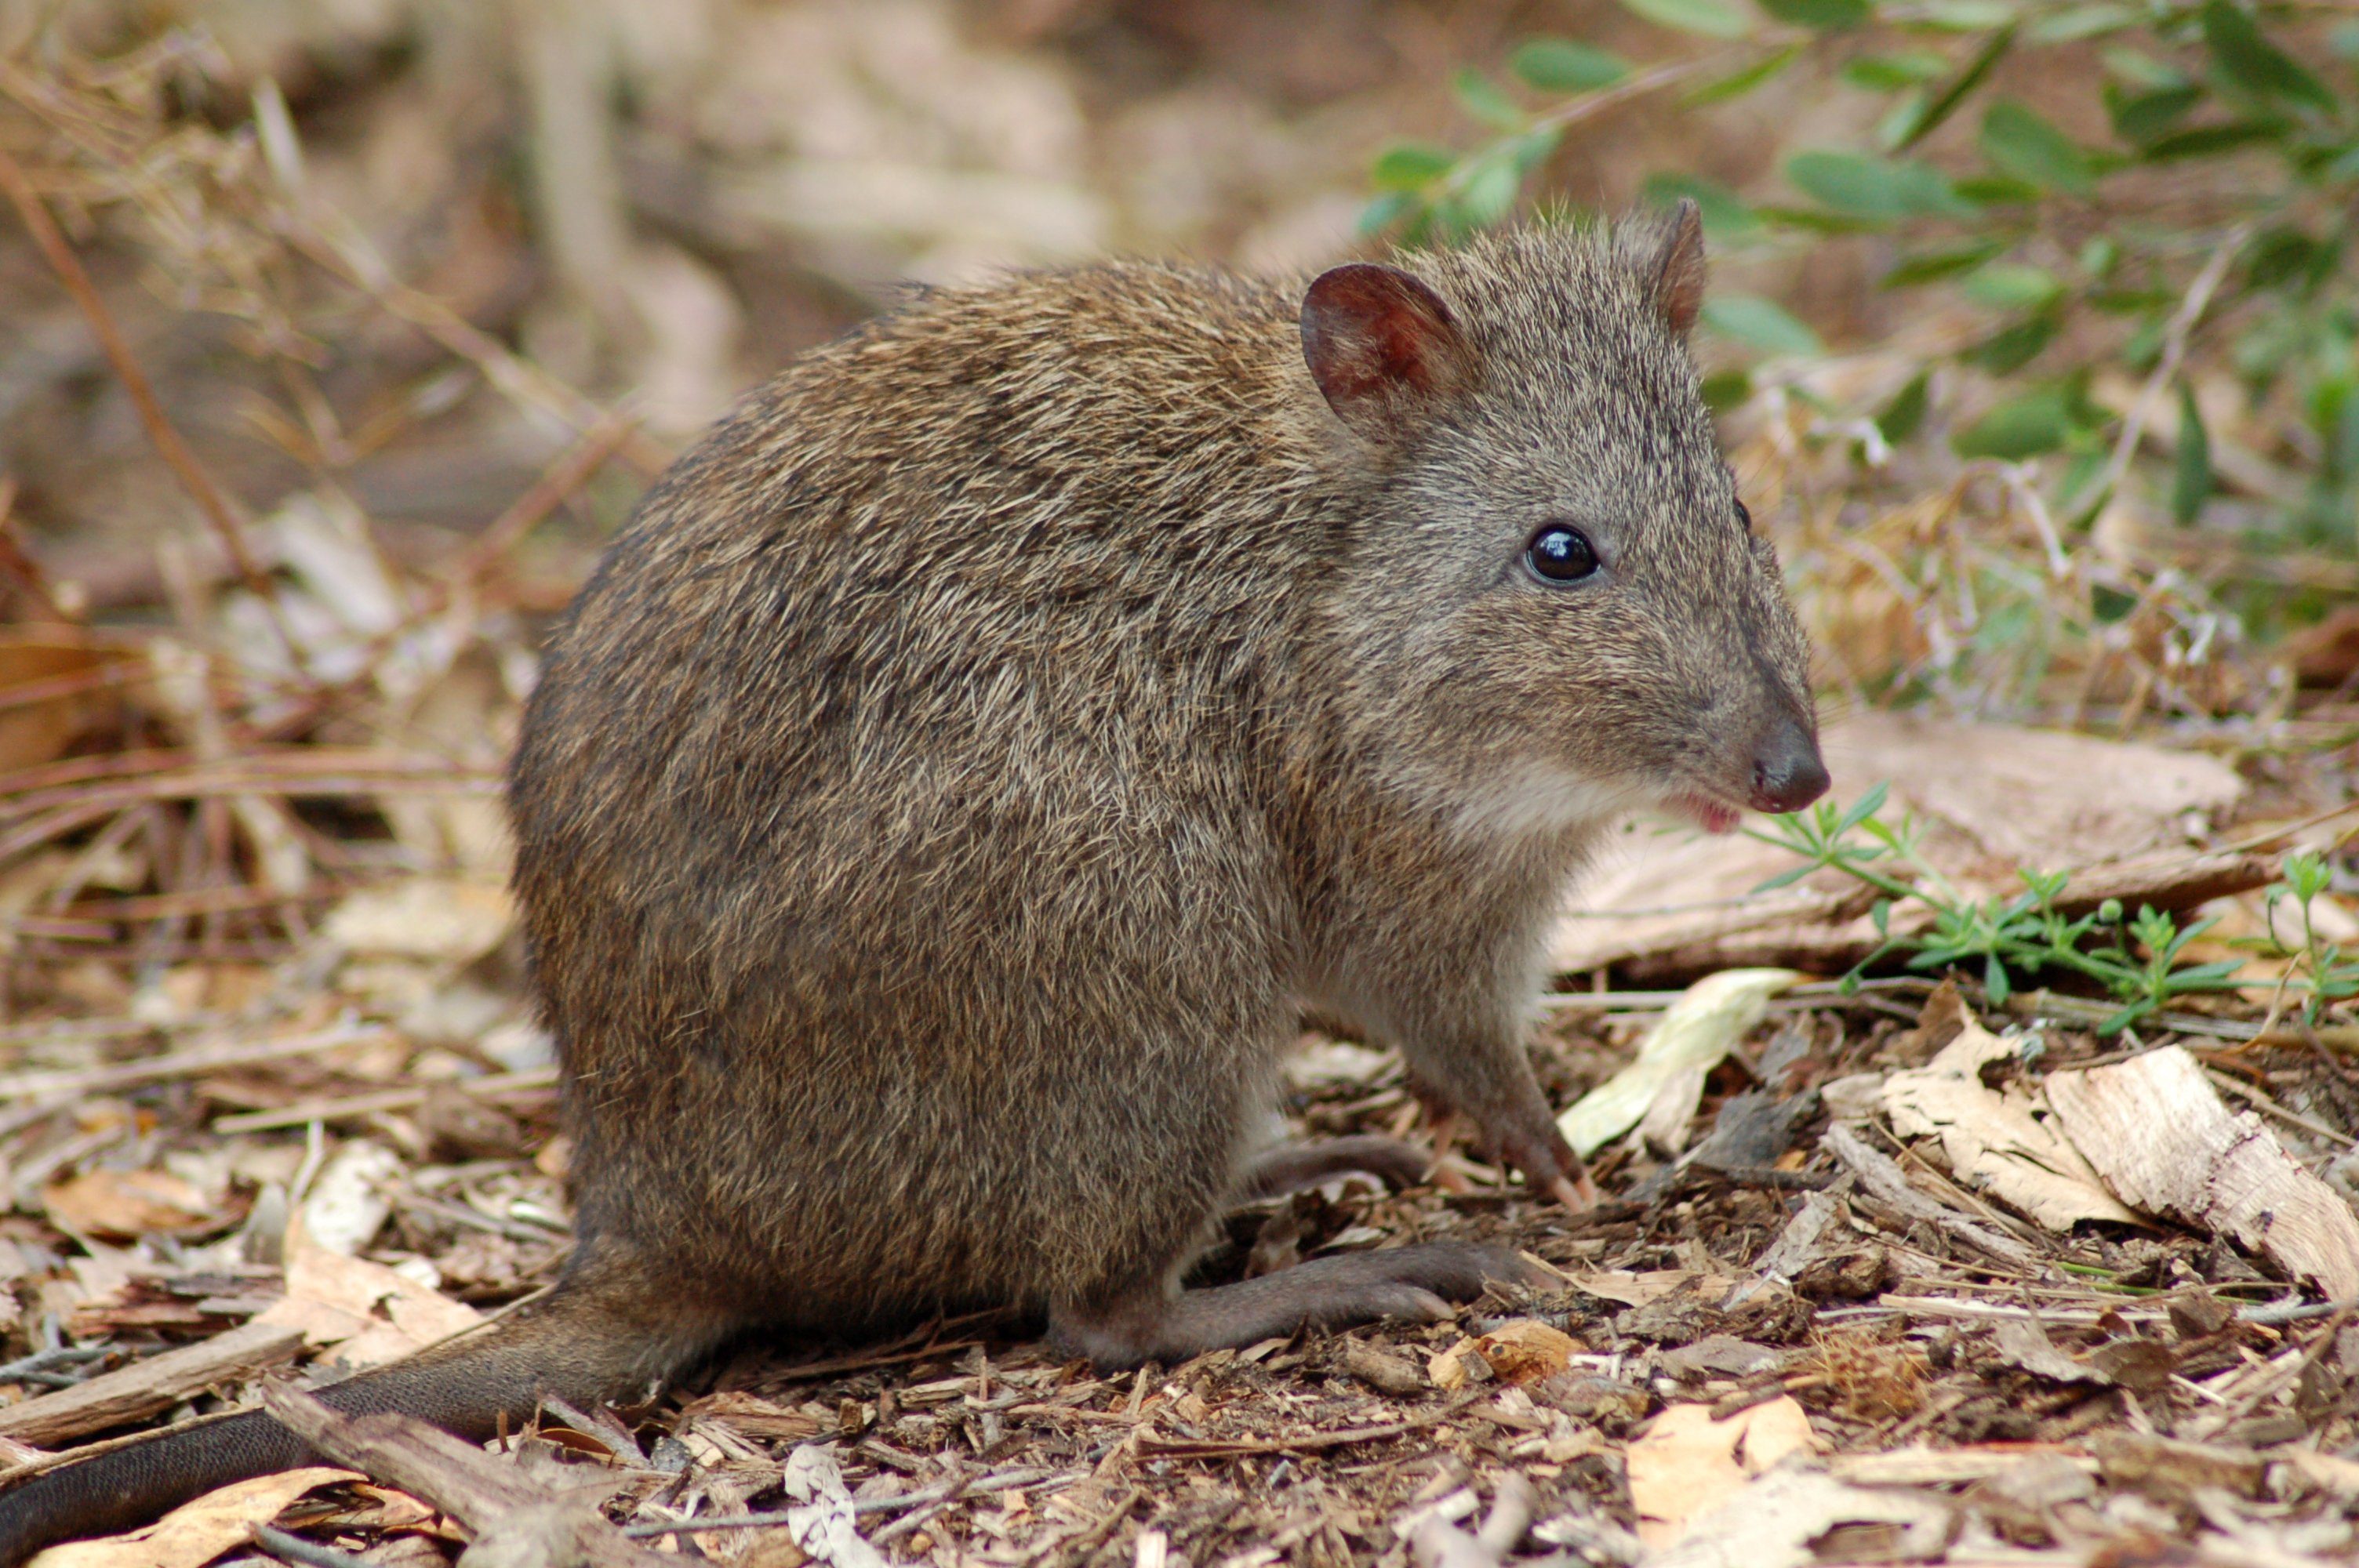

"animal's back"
[508, 263, 1334, 1327]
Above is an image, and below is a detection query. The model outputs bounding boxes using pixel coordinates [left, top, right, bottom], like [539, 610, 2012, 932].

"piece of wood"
[2046, 1046, 2359, 1301]
[0, 1320, 305, 1447]
[259, 1385, 670, 1568]
[0, 1024, 392, 1103]
[211, 1066, 558, 1135]
[1820, 1123, 2041, 1270]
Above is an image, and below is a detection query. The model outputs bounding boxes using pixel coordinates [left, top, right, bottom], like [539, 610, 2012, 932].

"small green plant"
[1747, 782, 2352, 1033]
[2260, 849, 2359, 1025]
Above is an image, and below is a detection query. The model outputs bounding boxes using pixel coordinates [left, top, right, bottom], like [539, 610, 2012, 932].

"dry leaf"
[1427, 1320, 1577, 1390]
[1648, 1467, 1952, 1568]
[253, 1214, 482, 1370]
[42, 1168, 223, 1240]
[0, 630, 129, 773]
[25, 1465, 359, 1568]
[1879, 1006, 2141, 1232]
[1558, 969, 1801, 1158]
[300, 1139, 400, 1256]
[1627, 1398, 1819, 1547]
[325, 877, 514, 963]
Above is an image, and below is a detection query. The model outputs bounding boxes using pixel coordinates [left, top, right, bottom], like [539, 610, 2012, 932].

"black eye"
[1735, 499, 1754, 532]
[1525, 525, 1598, 584]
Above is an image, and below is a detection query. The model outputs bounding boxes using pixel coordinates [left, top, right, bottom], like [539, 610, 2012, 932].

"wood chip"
[260, 1385, 668, 1567]
[0, 1319, 304, 1446]
[2046, 1046, 2359, 1301]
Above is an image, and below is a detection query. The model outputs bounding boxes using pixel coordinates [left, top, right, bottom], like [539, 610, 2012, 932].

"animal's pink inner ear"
[1648, 198, 1707, 336]
[1300, 263, 1467, 431]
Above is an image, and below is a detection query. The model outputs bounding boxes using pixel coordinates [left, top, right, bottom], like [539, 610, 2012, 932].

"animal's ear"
[1637, 198, 1706, 336]
[1299, 263, 1470, 443]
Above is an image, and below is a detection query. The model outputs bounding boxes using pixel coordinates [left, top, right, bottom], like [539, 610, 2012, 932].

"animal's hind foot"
[1233, 1134, 1431, 1203]
[1048, 1241, 1539, 1370]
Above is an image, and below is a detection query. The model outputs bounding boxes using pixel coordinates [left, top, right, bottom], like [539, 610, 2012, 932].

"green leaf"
[1787, 150, 1979, 222]
[1910, 0, 2015, 28]
[1644, 173, 1761, 241]
[1979, 99, 2094, 194]
[1877, 371, 1931, 442]
[1757, 0, 1870, 30]
[1891, 24, 2015, 151]
[1681, 42, 1805, 106]
[1963, 261, 2063, 309]
[1700, 368, 1753, 413]
[2106, 82, 2205, 144]
[1843, 52, 1949, 90]
[2139, 121, 2281, 160]
[1371, 141, 1458, 191]
[1969, 312, 2059, 374]
[1617, 0, 1754, 38]
[1837, 782, 1891, 834]
[2172, 380, 2212, 525]
[1881, 238, 2005, 286]
[1456, 154, 1523, 227]
[1701, 294, 1826, 357]
[1509, 38, 1630, 93]
[1502, 125, 1566, 176]
[2104, 49, 2186, 91]
[1452, 67, 1525, 130]
[2201, 0, 2335, 115]
[1951, 173, 2040, 205]
[2026, 2, 2135, 42]
[1954, 385, 2074, 459]
[2244, 227, 2325, 290]
[1358, 190, 1422, 234]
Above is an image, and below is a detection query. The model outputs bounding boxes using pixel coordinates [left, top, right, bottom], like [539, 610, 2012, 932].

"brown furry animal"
[0, 202, 1824, 1561]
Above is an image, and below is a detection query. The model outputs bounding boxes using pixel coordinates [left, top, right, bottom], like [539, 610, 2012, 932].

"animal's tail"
[0, 1267, 724, 1566]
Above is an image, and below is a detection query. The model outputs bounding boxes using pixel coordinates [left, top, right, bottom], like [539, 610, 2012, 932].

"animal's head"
[1300, 202, 1827, 839]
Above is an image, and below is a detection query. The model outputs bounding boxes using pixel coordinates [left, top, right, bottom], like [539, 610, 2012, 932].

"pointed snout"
[1748, 717, 1830, 815]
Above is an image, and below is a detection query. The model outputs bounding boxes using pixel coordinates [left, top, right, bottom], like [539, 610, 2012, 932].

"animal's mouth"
[1667, 791, 1744, 836]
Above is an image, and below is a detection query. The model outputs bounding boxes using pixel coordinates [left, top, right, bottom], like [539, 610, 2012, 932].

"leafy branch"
[1750, 785, 2354, 1034]
[1370, 0, 2359, 558]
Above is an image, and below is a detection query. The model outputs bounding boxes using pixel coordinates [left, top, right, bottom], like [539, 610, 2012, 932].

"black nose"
[1750, 717, 1830, 814]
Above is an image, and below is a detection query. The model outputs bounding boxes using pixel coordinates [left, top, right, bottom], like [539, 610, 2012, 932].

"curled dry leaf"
[1878, 1002, 2141, 1232]
[1428, 1320, 1577, 1391]
[1557, 969, 1802, 1159]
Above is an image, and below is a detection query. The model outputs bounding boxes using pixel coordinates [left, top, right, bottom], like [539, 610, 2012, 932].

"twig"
[0, 1022, 392, 1101]
[623, 1465, 1060, 1537]
[0, 145, 296, 659]
[283, 223, 672, 476]
[2094, 225, 2248, 513]
[450, 411, 640, 581]
[251, 1524, 373, 1568]
[213, 1066, 559, 1135]
[1822, 1122, 2041, 1270]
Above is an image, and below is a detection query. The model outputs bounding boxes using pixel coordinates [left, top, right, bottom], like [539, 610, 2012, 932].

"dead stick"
[0, 147, 295, 659]
[452, 412, 638, 581]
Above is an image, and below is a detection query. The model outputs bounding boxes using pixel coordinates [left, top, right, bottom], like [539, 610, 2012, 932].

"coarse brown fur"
[0, 206, 1824, 1562]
